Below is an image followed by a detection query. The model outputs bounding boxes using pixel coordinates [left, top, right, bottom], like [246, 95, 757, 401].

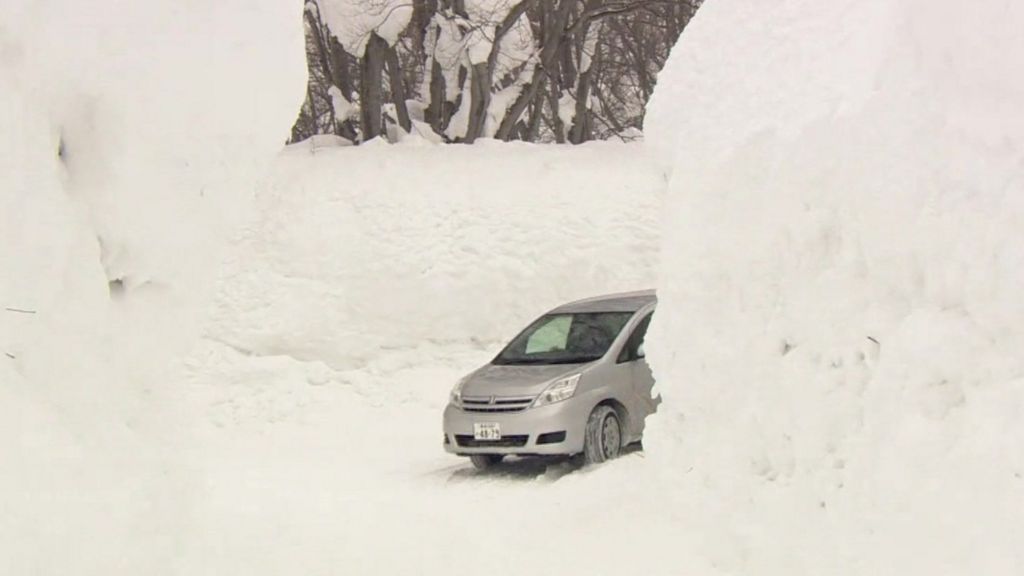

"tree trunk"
[409, 0, 438, 61]
[567, 4, 596, 144]
[525, 74, 547, 141]
[329, 38, 356, 101]
[495, 0, 576, 141]
[461, 0, 531, 143]
[593, 82, 625, 136]
[462, 62, 490, 143]
[307, 86, 317, 128]
[361, 33, 388, 141]
[304, 8, 338, 133]
[569, 65, 593, 143]
[427, 57, 447, 134]
[384, 45, 412, 134]
[305, 10, 334, 89]
[548, 81, 566, 143]
[328, 38, 359, 141]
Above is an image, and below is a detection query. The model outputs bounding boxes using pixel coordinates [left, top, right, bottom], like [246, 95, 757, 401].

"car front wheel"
[583, 406, 622, 465]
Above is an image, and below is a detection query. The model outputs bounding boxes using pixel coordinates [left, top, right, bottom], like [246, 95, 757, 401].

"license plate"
[473, 422, 501, 441]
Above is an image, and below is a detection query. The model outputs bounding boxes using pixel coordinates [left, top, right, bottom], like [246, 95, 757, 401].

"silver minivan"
[443, 290, 658, 469]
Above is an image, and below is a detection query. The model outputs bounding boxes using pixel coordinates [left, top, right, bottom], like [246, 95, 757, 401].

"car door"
[615, 311, 658, 439]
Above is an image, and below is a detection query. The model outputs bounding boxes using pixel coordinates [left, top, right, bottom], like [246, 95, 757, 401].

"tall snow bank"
[204, 141, 663, 369]
[645, 0, 1024, 573]
[2, 1, 304, 572]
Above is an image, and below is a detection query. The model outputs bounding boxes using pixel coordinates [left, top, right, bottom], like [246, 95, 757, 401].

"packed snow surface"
[646, 0, 1024, 573]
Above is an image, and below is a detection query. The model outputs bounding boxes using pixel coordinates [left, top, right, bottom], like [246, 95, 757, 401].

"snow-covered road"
[170, 342, 687, 576]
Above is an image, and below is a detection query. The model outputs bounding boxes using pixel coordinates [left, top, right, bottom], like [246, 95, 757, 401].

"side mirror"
[636, 343, 645, 359]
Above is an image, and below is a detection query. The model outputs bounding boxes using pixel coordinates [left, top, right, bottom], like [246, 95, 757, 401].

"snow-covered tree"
[289, 0, 700, 144]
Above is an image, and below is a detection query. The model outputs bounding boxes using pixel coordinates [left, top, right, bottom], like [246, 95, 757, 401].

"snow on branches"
[291, 0, 700, 145]
[319, 0, 413, 56]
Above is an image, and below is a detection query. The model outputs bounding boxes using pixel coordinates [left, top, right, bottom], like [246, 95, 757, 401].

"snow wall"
[1, 2, 304, 573]
[1, 1, 305, 381]
[203, 139, 663, 369]
[645, 0, 1024, 573]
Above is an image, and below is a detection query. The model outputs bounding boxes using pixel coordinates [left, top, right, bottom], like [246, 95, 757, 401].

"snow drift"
[645, 0, 1024, 573]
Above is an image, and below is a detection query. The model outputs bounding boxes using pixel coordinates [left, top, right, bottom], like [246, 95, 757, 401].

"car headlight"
[533, 374, 581, 408]
[450, 376, 468, 406]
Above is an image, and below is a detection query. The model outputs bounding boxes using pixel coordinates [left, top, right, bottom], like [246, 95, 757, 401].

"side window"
[525, 315, 572, 354]
[617, 313, 653, 363]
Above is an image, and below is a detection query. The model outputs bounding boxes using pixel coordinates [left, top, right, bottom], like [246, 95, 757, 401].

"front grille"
[460, 395, 535, 413]
[455, 435, 529, 448]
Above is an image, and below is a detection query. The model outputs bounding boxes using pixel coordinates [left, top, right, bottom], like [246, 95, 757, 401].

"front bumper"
[442, 396, 592, 456]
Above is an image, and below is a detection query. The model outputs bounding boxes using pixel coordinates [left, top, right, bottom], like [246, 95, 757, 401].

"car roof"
[549, 289, 656, 314]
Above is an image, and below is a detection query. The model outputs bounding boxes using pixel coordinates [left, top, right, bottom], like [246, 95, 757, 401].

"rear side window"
[617, 312, 653, 363]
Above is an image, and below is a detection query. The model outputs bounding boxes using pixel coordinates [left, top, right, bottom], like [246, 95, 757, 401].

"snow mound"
[646, 0, 1024, 573]
[204, 141, 663, 369]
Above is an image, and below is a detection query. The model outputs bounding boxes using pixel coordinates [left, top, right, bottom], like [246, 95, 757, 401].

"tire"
[469, 454, 504, 470]
[583, 406, 622, 465]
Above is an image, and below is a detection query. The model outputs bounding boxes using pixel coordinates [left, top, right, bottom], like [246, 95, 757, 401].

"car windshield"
[493, 312, 634, 365]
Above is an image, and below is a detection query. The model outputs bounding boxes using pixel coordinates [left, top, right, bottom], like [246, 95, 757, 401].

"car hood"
[461, 363, 590, 397]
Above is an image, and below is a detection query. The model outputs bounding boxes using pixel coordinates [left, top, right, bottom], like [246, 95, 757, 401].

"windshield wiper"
[495, 356, 600, 366]
[494, 357, 551, 365]
[554, 355, 602, 364]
